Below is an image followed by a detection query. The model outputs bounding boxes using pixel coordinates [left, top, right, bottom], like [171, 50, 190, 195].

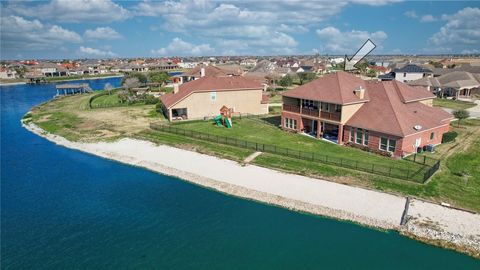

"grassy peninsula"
[23, 92, 480, 212]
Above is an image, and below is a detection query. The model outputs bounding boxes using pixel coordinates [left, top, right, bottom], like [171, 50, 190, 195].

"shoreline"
[0, 75, 123, 87]
[22, 122, 480, 259]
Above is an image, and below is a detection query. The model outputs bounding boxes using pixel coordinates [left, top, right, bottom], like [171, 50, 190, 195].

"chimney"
[200, 67, 205, 77]
[354, 86, 365, 99]
[173, 83, 179, 94]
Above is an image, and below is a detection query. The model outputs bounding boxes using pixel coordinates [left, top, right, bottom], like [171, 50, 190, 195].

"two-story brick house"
[281, 72, 452, 157]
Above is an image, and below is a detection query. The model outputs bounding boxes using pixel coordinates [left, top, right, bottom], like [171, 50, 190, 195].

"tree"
[123, 77, 140, 90]
[104, 82, 114, 95]
[367, 69, 377, 78]
[121, 72, 147, 85]
[148, 71, 170, 85]
[453, 110, 470, 127]
[279, 74, 293, 88]
[297, 72, 316, 85]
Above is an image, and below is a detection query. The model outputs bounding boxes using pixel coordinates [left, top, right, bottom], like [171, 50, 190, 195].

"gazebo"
[56, 83, 93, 96]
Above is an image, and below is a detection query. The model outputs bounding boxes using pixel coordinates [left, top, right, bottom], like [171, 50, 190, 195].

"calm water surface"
[1, 78, 479, 269]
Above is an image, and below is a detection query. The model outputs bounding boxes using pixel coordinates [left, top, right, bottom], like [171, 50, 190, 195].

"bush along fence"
[150, 123, 440, 183]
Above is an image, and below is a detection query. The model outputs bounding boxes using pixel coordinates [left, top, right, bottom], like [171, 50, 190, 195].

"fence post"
[406, 169, 410, 179]
[255, 142, 258, 151]
[388, 167, 392, 177]
[371, 164, 374, 172]
[423, 155, 426, 165]
[414, 154, 417, 162]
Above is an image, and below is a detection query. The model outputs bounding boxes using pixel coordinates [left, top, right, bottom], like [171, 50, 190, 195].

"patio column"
[338, 124, 344, 145]
[316, 120, 321, 138]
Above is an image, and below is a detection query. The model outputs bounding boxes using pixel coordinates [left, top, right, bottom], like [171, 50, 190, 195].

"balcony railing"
[320, 111, 341, 121]
[301, 107, 320, 117]
[283, 104, 300, 113]
[283, 104, 341, 121]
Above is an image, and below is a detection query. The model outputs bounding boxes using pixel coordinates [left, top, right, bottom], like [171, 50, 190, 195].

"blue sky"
[1, 0, 479, 59]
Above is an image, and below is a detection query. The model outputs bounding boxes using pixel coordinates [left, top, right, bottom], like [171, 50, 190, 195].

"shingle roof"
[182, 65, 240, 77]
[160, 76, 262, 109]
[281, 71, 369, 105]
[394, 64, 432, 73]
[409, 71, 480, 90]
[346, 81, 452, 137]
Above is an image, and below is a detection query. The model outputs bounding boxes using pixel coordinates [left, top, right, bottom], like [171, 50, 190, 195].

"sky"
[0, 0, 479, 59]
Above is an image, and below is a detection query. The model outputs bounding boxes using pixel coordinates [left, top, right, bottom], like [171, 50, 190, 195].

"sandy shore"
[23, 122, 480, 257]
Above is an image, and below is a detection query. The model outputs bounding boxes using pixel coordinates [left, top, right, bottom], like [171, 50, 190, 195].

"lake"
[1, 78, 479, 269]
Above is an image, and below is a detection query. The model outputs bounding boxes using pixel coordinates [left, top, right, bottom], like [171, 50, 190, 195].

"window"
[335, 104, 341, 112]
[380, 137, 396, 152]
[364, 130, 369, 146]
[430, 132, 435, 140]
[388, 139, 396, 152]
[350, 128, 355, 142]
[284, 118, 297, 129]
[380, 137, 388, 151]
[210, 92, 216, 101]
[322, 102, 330, 111]
[302, 99, 315, 108]
[403, 73, 406, 77]
[356, 128, 363, 144]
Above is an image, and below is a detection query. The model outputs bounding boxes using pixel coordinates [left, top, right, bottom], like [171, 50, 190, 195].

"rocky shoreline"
[22, 122, 480, 259]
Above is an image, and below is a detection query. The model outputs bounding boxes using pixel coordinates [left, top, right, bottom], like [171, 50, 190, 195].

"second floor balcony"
[283, 103, 341, 122]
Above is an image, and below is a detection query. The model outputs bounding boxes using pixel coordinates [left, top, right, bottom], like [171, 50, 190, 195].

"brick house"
[281, 71, 452, 157]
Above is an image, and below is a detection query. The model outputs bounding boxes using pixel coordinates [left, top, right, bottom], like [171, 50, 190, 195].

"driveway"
[442, 99, 480, 119]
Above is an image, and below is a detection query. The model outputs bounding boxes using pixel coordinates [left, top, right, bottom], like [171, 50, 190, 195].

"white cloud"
[0, 16, 82, 51]
[316, 27, 387, 53]
[84, 27, 122, 40]
[6, 0, 130, 23]
[404, 10, 418, 18]
[420, 14, 436, 22]
[78, 46, 116, 57]
[429, 7, 480, 51]
[151, 38, 215, 56]
[349, 0, 402, 6]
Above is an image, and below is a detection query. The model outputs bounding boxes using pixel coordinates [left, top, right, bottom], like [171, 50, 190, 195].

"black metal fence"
[150, 123, 440, 183]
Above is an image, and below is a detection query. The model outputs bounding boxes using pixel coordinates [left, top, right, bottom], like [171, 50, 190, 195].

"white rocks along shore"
[23, 123, 480, 257]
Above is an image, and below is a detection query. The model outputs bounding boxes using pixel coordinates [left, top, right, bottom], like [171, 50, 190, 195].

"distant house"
[281, 71, 452, 157]
[409, 71, 480, 98]
[379, 64, 432, 82]
[175, 65, 241, 84]
[0, 68, 17, 79]
[160, 76, 269, 121]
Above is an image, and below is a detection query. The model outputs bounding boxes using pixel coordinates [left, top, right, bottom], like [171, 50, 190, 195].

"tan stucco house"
[160, 76, 269, 121]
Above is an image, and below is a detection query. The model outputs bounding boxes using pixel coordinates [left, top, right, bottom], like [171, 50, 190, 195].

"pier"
[56, 83, 93, 96]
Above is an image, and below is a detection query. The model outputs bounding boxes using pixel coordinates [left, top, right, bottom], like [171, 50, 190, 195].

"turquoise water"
[1, 78, 479, 269]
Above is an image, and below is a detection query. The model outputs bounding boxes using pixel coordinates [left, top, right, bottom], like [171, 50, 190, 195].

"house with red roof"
[281, 71, 452, 157]
[160, 75, 269, 121]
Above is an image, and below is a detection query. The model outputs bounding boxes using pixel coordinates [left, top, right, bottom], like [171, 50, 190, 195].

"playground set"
[214, 106, 233, 128]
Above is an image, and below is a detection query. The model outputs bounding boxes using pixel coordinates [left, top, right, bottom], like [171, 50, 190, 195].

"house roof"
[409, 71, 480, 90]
[346, 81, 452, 137]
[394, 64, 432, 74]
[160, 76, 262, 109]
[182, 65, 240, 77]
[281, 71, 369, 105]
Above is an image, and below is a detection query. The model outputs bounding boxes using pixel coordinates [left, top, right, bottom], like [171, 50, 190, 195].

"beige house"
[160, 76, 269, 121]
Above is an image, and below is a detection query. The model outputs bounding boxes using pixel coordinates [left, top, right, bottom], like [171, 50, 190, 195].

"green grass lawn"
[91, 93, 121, 107]
[433, 98, 476, 110]
[170, 117, 426, 173]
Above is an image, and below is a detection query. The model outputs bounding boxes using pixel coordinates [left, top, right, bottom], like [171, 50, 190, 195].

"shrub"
[144, 94, 159, 105]
[442, 131, 458, 143]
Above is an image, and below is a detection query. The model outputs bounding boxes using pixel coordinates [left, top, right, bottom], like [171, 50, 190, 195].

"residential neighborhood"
[2, 0, 480, 268]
